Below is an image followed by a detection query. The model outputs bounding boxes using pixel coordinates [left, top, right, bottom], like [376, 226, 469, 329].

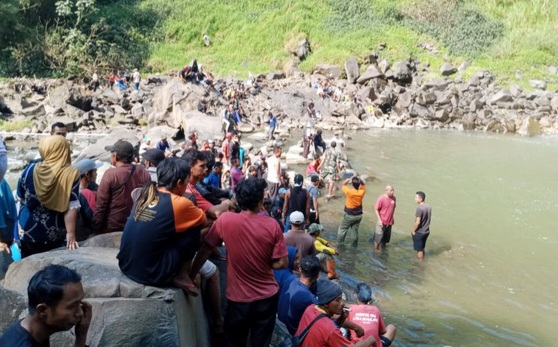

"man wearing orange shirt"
[337, 176, 366, 248]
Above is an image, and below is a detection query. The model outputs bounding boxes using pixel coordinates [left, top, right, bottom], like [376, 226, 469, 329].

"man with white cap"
[283, 210, 316, 264]
[296, 278, 375, 347]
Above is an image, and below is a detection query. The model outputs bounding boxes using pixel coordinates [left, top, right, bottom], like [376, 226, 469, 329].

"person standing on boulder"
[267, 112, 277, 140]
[132, 68, 141, 91]
[373, 185, 396, 250]
[0, 264, 92, 347]
[411, 191, 432, 259]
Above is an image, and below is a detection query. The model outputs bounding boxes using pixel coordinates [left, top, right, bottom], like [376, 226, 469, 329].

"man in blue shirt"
[204, 162, 223, 189]
[277, 255, 320, 335]
[268, 112, 278, 140]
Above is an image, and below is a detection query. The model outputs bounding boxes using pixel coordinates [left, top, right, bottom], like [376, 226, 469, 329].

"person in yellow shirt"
[308, 223, 339, 279]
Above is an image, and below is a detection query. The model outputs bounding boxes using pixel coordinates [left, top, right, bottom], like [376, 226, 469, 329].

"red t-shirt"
[375, 194, 396, 225]
[204, 211, 288, 302]
[81, 188, 97, 212]
[347, 305, 386, 347]
[296, 305, 354, 347]
[186, 182, 213, 212]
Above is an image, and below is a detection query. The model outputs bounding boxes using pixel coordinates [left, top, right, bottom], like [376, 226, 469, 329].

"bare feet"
[172, 275, 199, 297]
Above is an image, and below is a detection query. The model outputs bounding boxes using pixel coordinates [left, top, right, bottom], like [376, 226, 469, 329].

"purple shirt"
[231, 167, 243, 190]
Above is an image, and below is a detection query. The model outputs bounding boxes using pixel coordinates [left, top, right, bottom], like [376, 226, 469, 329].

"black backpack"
[277, 314, 326, 347]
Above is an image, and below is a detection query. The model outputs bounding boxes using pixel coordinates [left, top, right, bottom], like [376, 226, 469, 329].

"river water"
[295, 129, 558, 347]
[3, 129, 557, 346]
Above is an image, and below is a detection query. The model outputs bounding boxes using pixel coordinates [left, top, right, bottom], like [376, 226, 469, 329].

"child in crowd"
[307, 223, 339, 279]
[346, 283, 397, 347]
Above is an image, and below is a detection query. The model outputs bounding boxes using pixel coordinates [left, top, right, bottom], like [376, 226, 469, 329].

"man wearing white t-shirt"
[329, 131, 345, 149]
[266, 146, 282, 201]
[132, 68, 141, 91]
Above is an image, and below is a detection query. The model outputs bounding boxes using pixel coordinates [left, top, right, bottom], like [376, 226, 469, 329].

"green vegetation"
[1, 0, 557, 88]
[0, 119, 33, 131]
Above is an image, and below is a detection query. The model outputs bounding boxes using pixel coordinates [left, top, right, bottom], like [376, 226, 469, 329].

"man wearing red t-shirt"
[373, 185, 396, 250]
[191, 178, 288, 347]
[296, 278, 375, 347]
[347, 283, 397, 347]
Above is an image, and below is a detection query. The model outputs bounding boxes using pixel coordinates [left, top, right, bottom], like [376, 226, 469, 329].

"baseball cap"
[105, 140, 134, 159]
[142, 149, 165, 167]
[294, 174, 304, 187]
[289, 211, 305, 224]
[278, 188, 287, 195]
[73, 159, 103, 175]
[307, 223, 324, 235]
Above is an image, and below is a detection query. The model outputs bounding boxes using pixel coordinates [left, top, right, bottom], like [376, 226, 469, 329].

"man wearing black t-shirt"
[0, 265, 92, 347]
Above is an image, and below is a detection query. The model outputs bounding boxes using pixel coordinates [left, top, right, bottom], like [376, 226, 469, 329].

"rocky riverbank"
[1, 55, 558, 158]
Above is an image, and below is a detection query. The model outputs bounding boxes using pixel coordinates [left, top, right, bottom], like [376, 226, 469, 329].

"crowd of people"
[0, 118, 432, 347]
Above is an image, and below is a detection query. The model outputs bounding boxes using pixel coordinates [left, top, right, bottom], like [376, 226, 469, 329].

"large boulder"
[357, 65, 383, 84]
[344, 56, 360, 84]
[517, 117, 541, 137]
[490, 90, 513, 104]
[315, 64, 341, 79]
[440, 63, 457, 76]
[0, 241, 209, 347]
[392, 61, 412, 83]
[75, 127, 141, 161]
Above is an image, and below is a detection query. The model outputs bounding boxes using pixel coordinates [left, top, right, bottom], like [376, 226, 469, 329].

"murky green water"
[4, 129, 557, 346]
[301, 129, 557, 347]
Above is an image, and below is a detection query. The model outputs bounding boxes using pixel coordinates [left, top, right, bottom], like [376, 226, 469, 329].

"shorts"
[375, 224, 392, 244]
[412, 232, 429, 251]
[199, 260, 217, 279]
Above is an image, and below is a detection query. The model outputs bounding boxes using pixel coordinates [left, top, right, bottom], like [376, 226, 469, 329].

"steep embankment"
[126, 0, 557, 87]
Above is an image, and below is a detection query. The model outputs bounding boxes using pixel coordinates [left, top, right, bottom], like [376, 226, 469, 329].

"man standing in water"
[373, 185, 396, 250]
[411, 191, 431, 259]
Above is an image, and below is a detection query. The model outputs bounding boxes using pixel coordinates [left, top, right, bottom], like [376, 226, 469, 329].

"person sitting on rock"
[307, 223, 339, 279]
[0, 264, 92, 347]
[118, 157, 207, 293]
[73, 159, 103, 241]
[346, 283, 397, 347]
[156, 135, 172, 157]
[178, 65, 191, 84]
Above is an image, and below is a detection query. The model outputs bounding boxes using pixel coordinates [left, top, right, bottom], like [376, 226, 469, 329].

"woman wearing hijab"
[17, 135, 81, 258]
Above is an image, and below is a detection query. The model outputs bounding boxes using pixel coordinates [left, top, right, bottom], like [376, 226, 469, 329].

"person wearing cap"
[191, 178, 288, 347]
[132, 68, 141, 91]
[346, 283, 397, 347]
[296, 278, 375, 347]
[337, 175, 366, 248]
[282, 174, 310, 232]
[93, 140, 150, 234]
[308, 223, 339, 279]
[283, 211, 316, 265]
[277, 255, 321, 336]
[139, 137, 153, 156]
[73, 159, 103, 240]
[141, 148, 166, 183]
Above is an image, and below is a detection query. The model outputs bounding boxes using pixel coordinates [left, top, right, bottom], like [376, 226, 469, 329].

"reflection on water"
[291, 129, 557, 347]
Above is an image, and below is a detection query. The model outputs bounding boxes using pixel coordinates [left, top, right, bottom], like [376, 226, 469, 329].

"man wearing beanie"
[296, 278, 375, 347]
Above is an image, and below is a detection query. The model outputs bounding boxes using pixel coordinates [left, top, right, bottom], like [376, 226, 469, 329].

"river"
[3, 129, 557, 346]
[294, 129, 557, 347]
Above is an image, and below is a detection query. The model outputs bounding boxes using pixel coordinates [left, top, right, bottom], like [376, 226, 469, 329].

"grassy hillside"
[2, 0, 558, 88]
[118, 0, 558, 88]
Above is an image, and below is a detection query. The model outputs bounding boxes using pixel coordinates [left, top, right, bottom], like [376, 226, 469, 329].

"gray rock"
[440, 63, 457, 76]
[356, 65, 383, 84]
[392, 61, 412, 83]
[517, 117, 541, 136]
[529, 79, 547, 90]
[21, 104, 45, 118]
[101, 89, 121, 104]
[296, 39, 311, 60]
[378, 59, 390, 74]
[0, 285, 26, 332]
[416, 92, 436, 105]
[548, 66, 558, 75]
[344, 56, 359, 84]
[395, 91, 413, 109]
[551, 96, 558, 112]
[358, 86, 376, 101]
[266, 71, 286, 80]
[509, 85, 522, 98]
[490, 90, 513, 104]
[315, 64, 341, 79]
[433, 109, 449, 122]
[1, 247, 210, 347]
[467, 76, 480, 88]
[458, 61, 471, 73]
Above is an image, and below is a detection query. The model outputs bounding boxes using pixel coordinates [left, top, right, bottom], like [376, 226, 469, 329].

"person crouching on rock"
[117, 157, 207, 295]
